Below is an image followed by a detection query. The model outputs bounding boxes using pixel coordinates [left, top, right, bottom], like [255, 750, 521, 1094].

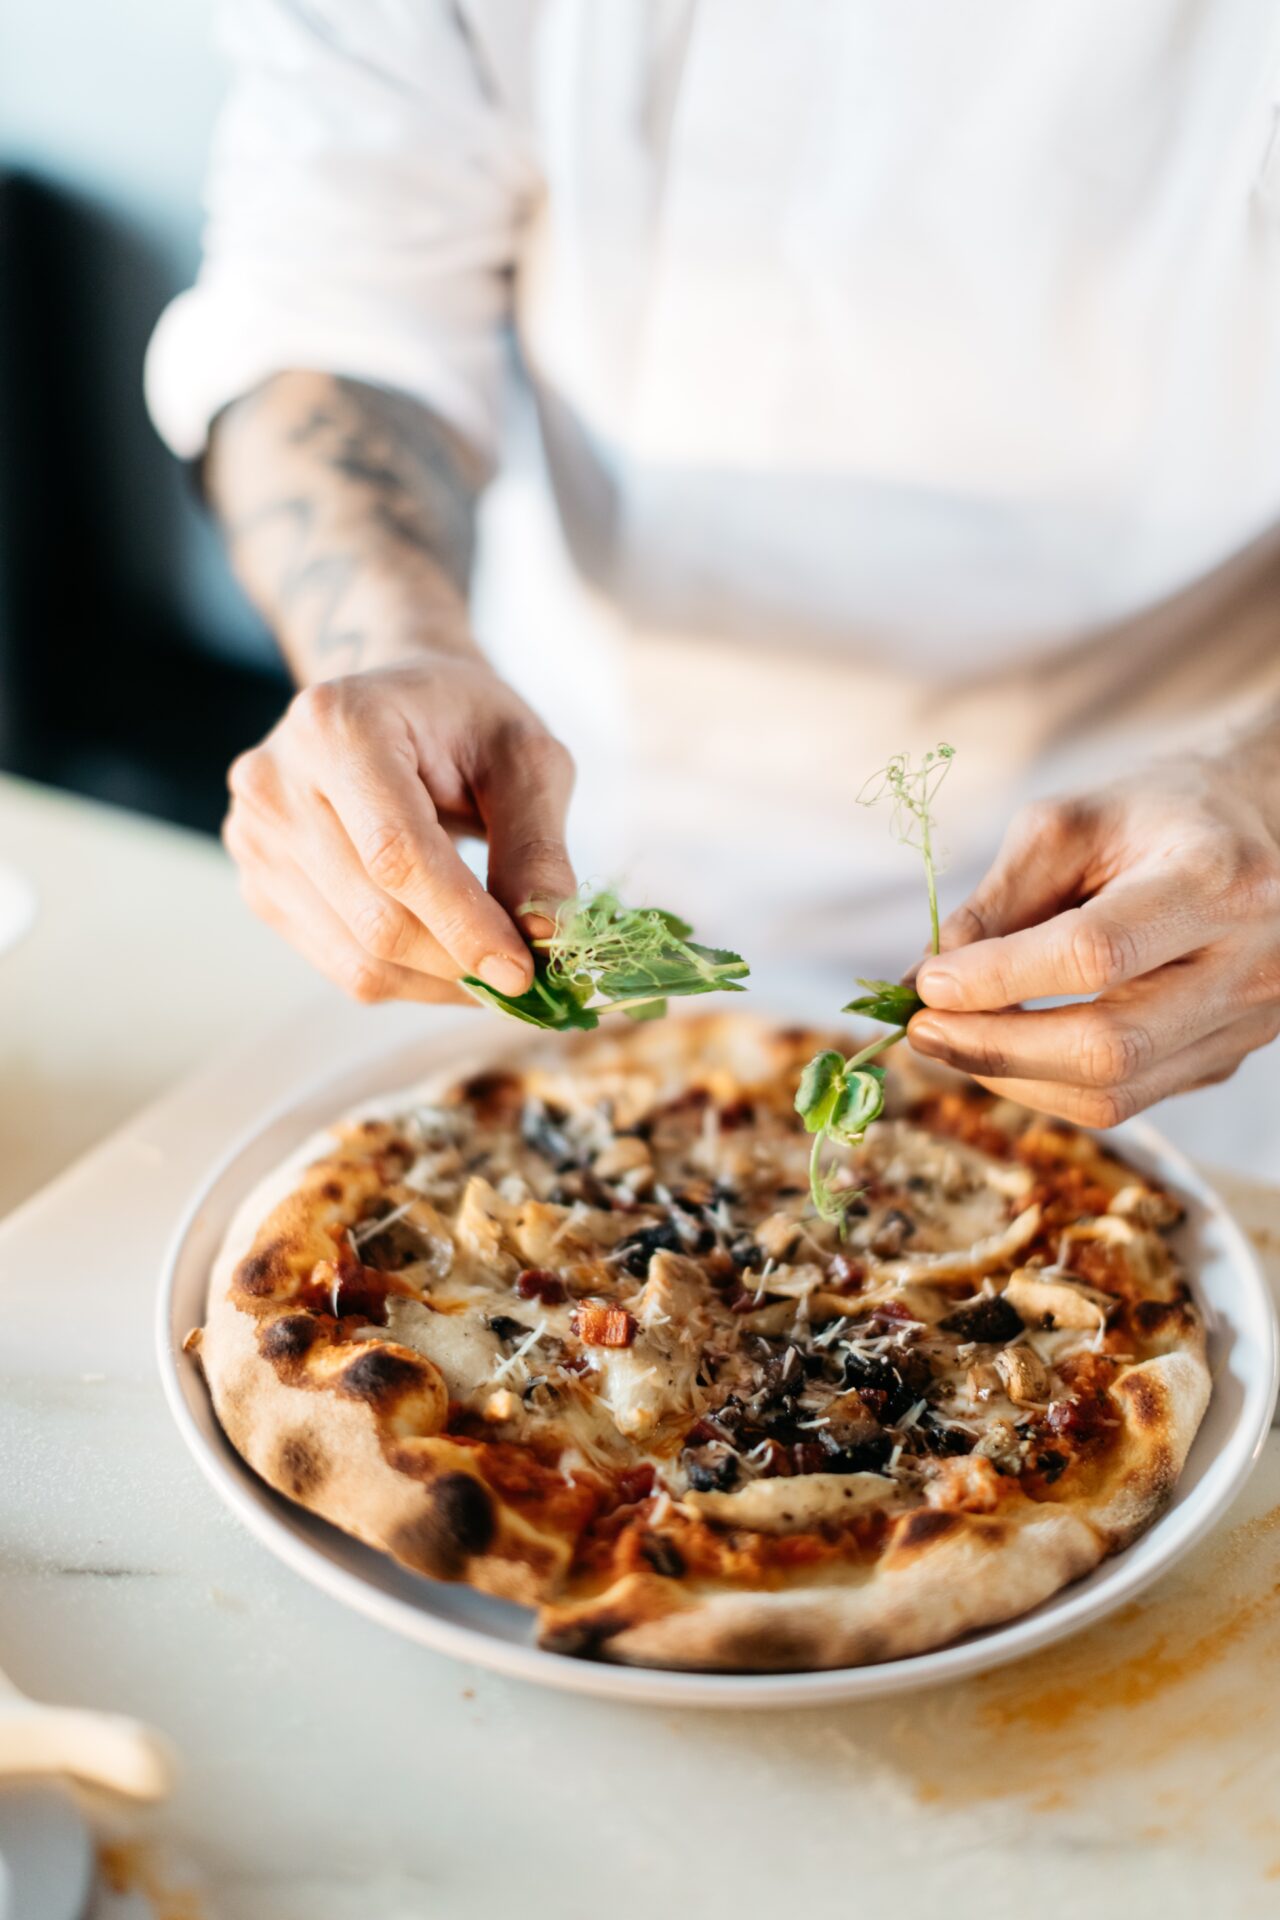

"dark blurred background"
[0, 3, 287, 834]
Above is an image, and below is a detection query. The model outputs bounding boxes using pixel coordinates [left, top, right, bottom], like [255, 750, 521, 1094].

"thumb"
[918, 798, 1097, 987]
[477, 731, 578, 937]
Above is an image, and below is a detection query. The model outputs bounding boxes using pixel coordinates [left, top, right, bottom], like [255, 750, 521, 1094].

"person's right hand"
[222, 653, 577, 1004]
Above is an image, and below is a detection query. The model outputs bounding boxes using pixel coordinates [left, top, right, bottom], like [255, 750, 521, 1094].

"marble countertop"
[4, 774, 1280, 1920]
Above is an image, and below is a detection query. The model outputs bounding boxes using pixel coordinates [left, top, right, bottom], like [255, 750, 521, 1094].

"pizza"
[192, 1013, 1211, 1672]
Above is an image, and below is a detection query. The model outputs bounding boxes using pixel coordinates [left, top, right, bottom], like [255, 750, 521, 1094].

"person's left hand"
[907, 751, 1280, 1126]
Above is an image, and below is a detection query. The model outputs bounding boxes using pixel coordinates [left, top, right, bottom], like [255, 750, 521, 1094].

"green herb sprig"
[462, 886, 749, 1031]
[796, 744, 955, 1226]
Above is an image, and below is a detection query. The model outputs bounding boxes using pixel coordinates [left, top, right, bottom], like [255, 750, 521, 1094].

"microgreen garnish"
[462, 886, 750, 1031]
[796, 744, 955, 1227]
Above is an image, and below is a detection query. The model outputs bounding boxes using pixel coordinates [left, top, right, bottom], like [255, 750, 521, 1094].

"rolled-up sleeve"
[146, 0, 537, 461]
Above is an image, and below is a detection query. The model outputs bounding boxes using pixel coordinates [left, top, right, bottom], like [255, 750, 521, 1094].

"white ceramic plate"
[157, 1012, 1278, 1709]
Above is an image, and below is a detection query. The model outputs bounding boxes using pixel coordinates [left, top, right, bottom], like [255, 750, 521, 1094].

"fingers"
[947, 1003, 1280, 1130]
[908, 954, 1237, 1089]
[289, 686, 536, 993]
[234, 840, 472, 1008]
[916, 873, 1236, 1013]
[476, 731, 577, 936]
[300, 797, 460, 979]
[225, 667, 583, 1002]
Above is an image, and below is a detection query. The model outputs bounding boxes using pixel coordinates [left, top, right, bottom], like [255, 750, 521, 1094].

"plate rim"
[155, 1017, 1279, 1710]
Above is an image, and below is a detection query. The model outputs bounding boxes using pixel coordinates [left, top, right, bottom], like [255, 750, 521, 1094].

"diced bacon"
[828, 1253, 866, 1291]
[572, 1302, 638, 1348]
[516, 1268, 566, 1305]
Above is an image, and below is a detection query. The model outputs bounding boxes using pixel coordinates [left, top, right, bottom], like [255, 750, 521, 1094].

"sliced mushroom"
[1003, 1266, 1114, 1331]
[995, 1344, 1052, 1405]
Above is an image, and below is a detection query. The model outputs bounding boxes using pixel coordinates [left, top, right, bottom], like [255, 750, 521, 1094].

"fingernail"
[910, 1016, 946, 1053]
[522, 912, 556, 940]
[917, 966, 962, 1009]
[478, 953, 530, 995]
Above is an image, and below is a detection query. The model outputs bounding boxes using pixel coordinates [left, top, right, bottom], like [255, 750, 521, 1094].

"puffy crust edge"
[534, 1340, 1211, 1673]
[199, 1056, 576, 1607]
[536, 1502, 1106, 1672]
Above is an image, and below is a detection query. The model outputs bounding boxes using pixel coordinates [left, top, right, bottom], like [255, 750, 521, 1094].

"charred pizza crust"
[195, 1014, 1210, 1672]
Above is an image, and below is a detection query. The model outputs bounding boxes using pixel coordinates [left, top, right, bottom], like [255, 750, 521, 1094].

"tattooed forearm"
[205, 372, 489, 682]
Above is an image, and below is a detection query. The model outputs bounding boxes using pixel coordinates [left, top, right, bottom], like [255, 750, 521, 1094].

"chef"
[147, 0, 1280, 1167]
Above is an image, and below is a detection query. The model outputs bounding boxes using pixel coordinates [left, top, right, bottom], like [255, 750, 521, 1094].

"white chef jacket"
[147, 0, 1280, 1171]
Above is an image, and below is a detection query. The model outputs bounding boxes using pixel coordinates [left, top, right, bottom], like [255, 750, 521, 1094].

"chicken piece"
[750, 1262, 825, 1301]
[635, 1251, 707, 1334]
[452, 1177, 518, 1275]
[1059, 1215, 1172, 1287]
[1004, 1266, 1114, 1331]
[879, 1204, 1042, 1284]
[923, 1453, 1003, 1514]
[965, 1362, 1002, 1404]
[824, 1389, 886, 1449]
[995, 1344, 1052, 1405]
[683, 1472, 894, 1533]
[756, 1212, 808, 1262]
[972, 1418, 1023, 1470]
[593, 1136, 653, 1187]
[1109, 1183, 1182, 1230]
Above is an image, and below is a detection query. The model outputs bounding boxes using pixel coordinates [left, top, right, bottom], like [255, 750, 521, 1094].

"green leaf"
[842, 979, 923, 1025]
[595, 943, 748, 1006]
[828, 1064, 886, 1145]
[461, 972, 599, 1031]
[794, 1050, 846, 1133]
[475, 888, 750, 1033]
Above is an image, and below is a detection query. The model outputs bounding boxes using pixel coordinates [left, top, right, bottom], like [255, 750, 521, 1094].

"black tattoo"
[283, 377, 481, 593]
[215, 375, 485, 675]
[224, 493, 366, 670]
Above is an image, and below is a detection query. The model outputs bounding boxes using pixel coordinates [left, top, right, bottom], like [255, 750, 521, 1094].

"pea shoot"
[462, 886, 749, 1031]
[796, 744, 956, 1226]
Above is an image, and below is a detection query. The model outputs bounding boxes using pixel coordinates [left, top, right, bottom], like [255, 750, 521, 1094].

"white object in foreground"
[0, 1663, 172, 1801]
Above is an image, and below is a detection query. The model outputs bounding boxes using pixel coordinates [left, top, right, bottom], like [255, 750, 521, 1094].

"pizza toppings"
[221, 1014, 1204, 1658]
[516, 1268, 567, 1305]
[994, 1345, 1051, 1406]
[1003, 1267, 1114, 1331]
[572, 1303, 637, 1348]
[938, 1292, 1023, 1342]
